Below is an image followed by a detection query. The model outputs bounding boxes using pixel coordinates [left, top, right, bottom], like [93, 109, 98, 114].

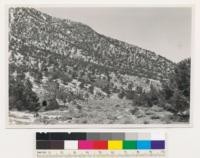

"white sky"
[37, 7, 192, 63]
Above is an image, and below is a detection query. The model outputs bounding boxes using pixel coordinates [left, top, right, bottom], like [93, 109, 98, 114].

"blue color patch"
[137, 141, 151, 149]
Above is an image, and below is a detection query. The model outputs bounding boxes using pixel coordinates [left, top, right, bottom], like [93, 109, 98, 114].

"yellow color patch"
[108, 140, 123, 150]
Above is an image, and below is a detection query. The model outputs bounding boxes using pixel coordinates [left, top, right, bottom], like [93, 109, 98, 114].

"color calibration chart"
[36, 132, 166, 158]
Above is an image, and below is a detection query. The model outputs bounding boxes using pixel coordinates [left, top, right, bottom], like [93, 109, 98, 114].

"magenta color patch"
[78, 140, 94, 149]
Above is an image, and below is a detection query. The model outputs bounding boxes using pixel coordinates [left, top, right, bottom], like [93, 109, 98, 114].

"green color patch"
[123, 140, 137, 149]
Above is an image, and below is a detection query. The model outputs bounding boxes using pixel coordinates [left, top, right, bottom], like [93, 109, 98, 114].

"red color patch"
[93, 140, 108, 149]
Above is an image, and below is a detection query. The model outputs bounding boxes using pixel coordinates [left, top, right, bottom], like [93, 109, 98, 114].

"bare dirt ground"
[9, 98, 182, 125]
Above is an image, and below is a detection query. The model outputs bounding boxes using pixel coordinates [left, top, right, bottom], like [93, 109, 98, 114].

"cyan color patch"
[137, 141, 151, 149]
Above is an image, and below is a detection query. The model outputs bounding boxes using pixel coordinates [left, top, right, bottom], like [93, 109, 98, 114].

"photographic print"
[8, 6, 192, 127]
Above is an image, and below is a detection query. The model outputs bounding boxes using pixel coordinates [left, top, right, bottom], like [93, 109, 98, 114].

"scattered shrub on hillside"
[89, 85, 94, 94]
[125, 90, 135, 100]
[132, 84, 164, 107]
[124, 82, 135, 99]
[34, 72, 43, 84]
[43, 81, 60, 99]
[102, 84, 111, 96]
[118, 88, 125, 99]
[169, 90, 189, 114]
[57, 88, 68, 106]
[45, 98, 59, 110]
[132, 58, 190, 119]
[174, 58, 190, 98]
[94, 78, 111, 95]
[162, 58, 190, 114]
[9, 78, 40, 111]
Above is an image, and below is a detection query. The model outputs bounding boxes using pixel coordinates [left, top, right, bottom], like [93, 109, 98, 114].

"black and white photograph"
[8, 6, 192, 126]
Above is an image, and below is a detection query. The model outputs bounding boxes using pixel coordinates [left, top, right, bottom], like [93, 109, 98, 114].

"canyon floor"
[9, 97, 185, 125]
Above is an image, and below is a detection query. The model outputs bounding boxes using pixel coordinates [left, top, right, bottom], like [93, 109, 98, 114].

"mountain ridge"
[37, 8, 175, 64]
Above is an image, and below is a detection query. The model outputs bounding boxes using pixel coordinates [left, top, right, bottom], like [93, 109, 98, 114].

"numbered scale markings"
[36, 149, 165, 158]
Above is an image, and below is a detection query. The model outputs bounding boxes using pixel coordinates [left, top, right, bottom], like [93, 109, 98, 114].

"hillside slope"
[9, 7, 175, 82]
[9, 7, 178, 110]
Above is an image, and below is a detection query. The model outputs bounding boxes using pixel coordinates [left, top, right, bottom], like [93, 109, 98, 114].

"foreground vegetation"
[9, 97, 179, 125]
[9, 58, 190, 124]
